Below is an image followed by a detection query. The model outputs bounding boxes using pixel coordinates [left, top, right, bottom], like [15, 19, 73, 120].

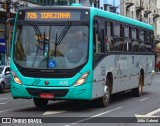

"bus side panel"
[143, 55, 155, 86]
[92, 54, 154, 99]
[92, 55, 119, 99]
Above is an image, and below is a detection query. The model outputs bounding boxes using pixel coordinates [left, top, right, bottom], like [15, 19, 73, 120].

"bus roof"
[91, 7, 154, 31]
[18, 6, 153, 31]
[18, 6, 90, 11]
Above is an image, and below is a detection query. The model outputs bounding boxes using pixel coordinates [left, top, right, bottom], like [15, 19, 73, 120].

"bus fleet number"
[59, 81, 68, 85]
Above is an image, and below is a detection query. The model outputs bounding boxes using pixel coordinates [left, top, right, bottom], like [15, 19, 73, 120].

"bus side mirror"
[4, 18, 15, 41]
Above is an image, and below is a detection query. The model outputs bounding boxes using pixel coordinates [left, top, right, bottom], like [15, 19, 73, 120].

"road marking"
[135, 107, 160, 117]
[146, 108, 160, 117]
[0, 98, 8, 100]
[140, 97, 149, 101]
[43, 103, 88, 115]
[65, 107, 122, 126]
[0, 105, 34, 113]
[0, 102, 7, 105]
[92, 107, 123, 117]
[43, 110, 67, 115]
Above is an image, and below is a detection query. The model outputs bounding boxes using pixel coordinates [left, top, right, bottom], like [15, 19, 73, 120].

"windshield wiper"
[54, 30, 58, 57]
[54, 22, 71, 57]
[57, 22, 71, 44]
[32, 31, 46, 67]
[33, 22, 42, 43]
[32, 23, 46, 67]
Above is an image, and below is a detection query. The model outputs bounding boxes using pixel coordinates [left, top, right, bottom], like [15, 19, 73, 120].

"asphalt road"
[0, 74, 160, 126]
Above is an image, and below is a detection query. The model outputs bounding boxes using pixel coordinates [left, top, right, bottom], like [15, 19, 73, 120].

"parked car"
[0, 66, 11, 93]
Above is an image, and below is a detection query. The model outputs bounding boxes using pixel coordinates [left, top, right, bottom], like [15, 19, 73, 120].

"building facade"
[119, 0, 160, 63]
[27, 0, 90, 6]
[0, 0, 39, 65]
[99, 0, 120, 14]
[98, 0, 160, 66]
[120, 0, 160, 41]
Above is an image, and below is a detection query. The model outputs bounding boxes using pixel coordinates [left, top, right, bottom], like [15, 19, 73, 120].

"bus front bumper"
[11, 82, 92, 100]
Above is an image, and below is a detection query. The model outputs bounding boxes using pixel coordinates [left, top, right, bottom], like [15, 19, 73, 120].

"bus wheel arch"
[94, 72, 113, 107]
[106, 72, 113, 95]
[140, 69, 144, 86]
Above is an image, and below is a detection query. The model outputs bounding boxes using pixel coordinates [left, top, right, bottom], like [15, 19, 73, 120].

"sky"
[102, 0, 120, 13]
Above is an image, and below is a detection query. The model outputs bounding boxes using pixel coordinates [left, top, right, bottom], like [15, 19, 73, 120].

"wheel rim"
[103, 85, 110, 104]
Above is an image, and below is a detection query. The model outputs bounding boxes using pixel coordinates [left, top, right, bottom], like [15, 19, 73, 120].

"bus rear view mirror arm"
[4, 18, 15, 40]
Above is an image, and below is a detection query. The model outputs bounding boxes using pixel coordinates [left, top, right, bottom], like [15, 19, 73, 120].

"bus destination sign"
[22, 11, 81, 21]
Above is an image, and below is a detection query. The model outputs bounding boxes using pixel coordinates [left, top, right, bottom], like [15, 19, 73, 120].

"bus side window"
[105, 21, 114, 52]
[113, 23, 122, 51]
[139, 30, 145, 52]
[124, 26, 131, 52]
[119, 24, 124, 51]
[145, 31, 152, 52]
[131, 28, 139, 52]
[93, 20, 105, 54]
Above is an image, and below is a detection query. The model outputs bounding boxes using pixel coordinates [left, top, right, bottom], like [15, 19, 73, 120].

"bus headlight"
[74, 71, 89, 86]
[11, 71, 22, 85]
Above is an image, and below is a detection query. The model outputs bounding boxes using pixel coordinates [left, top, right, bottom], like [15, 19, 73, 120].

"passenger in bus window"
[106, 36, 114, 51]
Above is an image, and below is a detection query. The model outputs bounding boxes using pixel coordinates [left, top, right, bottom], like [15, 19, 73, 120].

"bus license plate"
[40, 93, 54, 99]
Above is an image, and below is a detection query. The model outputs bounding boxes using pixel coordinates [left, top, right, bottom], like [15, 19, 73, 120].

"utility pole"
[140, 0, 142, 21]
[6, 0, 11, 64]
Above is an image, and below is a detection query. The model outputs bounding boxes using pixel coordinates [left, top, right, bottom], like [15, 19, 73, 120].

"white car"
[0, 66, 11, 93]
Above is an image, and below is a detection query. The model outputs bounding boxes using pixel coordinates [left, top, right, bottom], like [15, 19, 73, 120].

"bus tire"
[33, 98, 48, 108]
[95, 79, 111, 107]
[132, 74, 143, 97]
[0, 82, 5, 93]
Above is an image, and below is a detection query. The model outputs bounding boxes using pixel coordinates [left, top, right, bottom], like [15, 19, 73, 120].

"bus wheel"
[96, 81, 111, 107]
[133, 74, 143, 97]
[0, 82, 5, 93]
[33, 98, 48, 108]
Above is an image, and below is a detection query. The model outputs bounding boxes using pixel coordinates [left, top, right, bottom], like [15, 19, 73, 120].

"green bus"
[9, 4, 155, 107]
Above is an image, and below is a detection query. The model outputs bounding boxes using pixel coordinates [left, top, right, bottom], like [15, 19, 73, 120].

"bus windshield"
[13, 22, 88, 69]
